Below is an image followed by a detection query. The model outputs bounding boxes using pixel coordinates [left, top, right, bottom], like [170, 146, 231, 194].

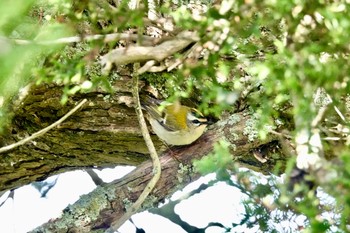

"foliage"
[0, 0, 77, 131]
[185, 1, 350, 231]
[0, 0, 350, 232]
[193, 140, 234, 181]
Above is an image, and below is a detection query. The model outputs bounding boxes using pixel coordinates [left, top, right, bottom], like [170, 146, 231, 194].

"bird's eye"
[191, 119, 201, 125]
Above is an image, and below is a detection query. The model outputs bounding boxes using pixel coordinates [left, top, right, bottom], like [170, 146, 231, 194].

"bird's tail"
[140, 95, 163, 121]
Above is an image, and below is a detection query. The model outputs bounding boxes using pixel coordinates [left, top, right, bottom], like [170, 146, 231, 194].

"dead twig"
[106, 64, 161, 232]
[100, 31, 198, 73]
[85, 168, 105, 186]
[7, 33, 157, 46]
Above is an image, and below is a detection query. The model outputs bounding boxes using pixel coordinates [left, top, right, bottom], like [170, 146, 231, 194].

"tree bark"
[0, 81, 284, 232]
[0, 79, 164, 192]
[30, 110, 281, 232]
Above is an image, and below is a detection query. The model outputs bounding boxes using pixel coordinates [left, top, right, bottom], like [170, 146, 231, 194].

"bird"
[141, 96, 210, 146]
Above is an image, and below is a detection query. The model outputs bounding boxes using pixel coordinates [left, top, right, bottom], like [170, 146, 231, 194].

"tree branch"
[0, 82, 163, 192]
[31, 112, 280, 232]
[100, 31, 199, 73]
[6, 33, 157, 46]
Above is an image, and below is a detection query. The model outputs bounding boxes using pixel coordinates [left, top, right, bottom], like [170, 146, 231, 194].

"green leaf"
[193, 140, 233, 181]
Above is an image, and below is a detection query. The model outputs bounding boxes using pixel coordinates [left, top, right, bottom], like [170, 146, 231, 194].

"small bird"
[141, 96, 210, 145]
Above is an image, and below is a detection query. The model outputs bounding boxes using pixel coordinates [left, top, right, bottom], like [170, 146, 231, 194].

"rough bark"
[0, 81, 285, 232]
[31, 111, 281, 232]
[0, 79, 164, 192]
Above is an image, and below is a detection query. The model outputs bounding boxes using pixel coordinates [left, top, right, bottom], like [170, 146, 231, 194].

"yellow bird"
[141, 96, 210, 145]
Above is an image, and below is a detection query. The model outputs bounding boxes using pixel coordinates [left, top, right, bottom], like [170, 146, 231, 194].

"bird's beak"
[200, 118, 214, 125]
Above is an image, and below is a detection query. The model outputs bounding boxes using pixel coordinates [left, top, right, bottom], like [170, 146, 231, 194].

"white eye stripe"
[187, 113, 197, 121]
[187, 113, 208, 127]
[187, 111, 202, 121]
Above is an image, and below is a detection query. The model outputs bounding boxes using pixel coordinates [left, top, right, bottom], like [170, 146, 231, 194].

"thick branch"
[0, 81, 163, 192]
[31, 112, 281, 232]
[0, 99, 87, 154]
[100, 31, 198, 70]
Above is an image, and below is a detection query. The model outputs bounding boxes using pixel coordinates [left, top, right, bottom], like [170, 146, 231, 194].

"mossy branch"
[0, 99, 87, 154]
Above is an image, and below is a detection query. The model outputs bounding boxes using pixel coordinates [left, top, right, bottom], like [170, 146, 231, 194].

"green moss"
[271, 153, 281, 159]
[141, 72, 170, 97]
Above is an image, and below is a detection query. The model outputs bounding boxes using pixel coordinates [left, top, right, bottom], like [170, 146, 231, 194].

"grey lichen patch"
[228, 114, 241, 125]
[217, 114, 241, 128]
[274, 118, 284, 127]
[52, 184, 116, 230]
[219, 114, 242, 145]
[177, 163, 191, 183]
[230, 142, 237, 152]
[123, 198, 133, 211]
[243, 116, 259, 142]
[140, 194, 159, 210]
[228, 128, 239, 141]
[346, 94, 350, 111]
[313, 88, 332, 107]
[103, 94, 111, 102]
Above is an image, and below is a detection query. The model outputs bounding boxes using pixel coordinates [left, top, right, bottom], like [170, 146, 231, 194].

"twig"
[167, 42, 201, 71]
[147, 0, 158, 20]
[324, 92, 347, 123]
[0, 99, 87, 154]
[147, 63, 167, 72]
[7, 33, 157, 46]
[106, 64, 161, 232]
[0, 189, 15, 208]
[85, 168, 106, 186]
[334, 105, 346, 123]
[323, 137, 343, 141]
[138, 60, 157, 74]
[269, 130, 292, 139]
[311, 106, 328, 128]
[137, 41, 201, 74]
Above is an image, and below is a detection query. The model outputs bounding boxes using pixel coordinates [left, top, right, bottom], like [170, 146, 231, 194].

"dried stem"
[107, 64, 161, 232]
[9, 33, 156, 46]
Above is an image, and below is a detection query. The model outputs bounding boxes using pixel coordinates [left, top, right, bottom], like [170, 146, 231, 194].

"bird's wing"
[163, 105, 188, 132]
[140, 101, 174, 131]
